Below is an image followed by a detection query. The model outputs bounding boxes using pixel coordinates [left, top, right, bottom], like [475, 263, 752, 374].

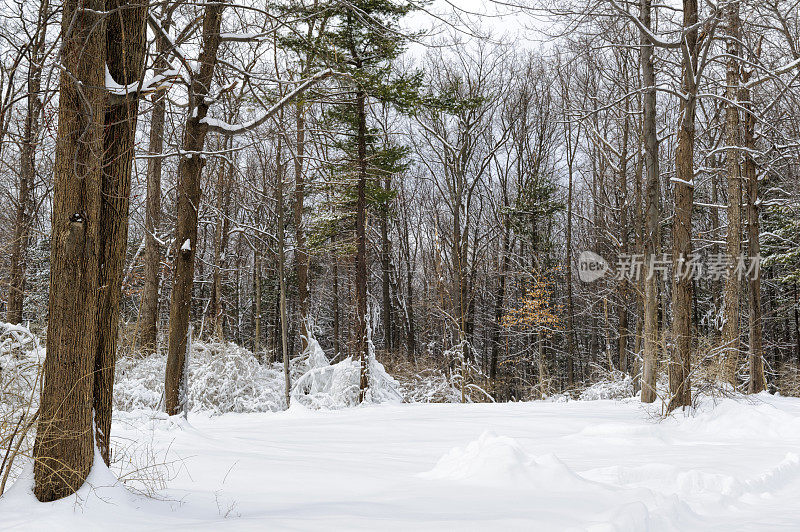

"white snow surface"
[4, 395, 800, 530]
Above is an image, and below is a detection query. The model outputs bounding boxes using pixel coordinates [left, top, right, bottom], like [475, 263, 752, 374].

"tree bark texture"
[668, 0, 698, 412]
[95, 0, 147, 464]
[743, 81, 765, 393]
[640, 0, 660, 404]
[721, 0, 743, 386]
[34, 0, 107, 502]
[165, 2, 224, 415]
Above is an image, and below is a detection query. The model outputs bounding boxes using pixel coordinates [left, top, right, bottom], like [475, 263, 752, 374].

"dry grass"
[0, 323, 176, 500]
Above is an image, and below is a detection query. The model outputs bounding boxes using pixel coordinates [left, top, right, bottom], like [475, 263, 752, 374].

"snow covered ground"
[3, 394, 800, 531]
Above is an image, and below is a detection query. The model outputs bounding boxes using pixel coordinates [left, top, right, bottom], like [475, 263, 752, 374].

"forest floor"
[3, 394, 800, 530]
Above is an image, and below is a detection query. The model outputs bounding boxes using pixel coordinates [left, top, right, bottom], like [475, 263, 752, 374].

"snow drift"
[419, 430, 591, 490]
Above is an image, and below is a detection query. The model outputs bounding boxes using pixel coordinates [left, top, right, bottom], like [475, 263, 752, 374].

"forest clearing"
[1, 0, 800, 528]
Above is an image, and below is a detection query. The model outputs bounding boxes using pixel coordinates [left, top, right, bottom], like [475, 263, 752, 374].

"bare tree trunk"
[333, 254, 340, 356]
[139, 11, 171, 355]
[254, 251, 262, 354]
[209, 137, 229, 340]
[604, 297, 613, 371]
[401, 189, 416, 359]
[272, 263, 280, 357]
[668, 0, 698, 412]
[566, 163, 576, 386]
[276, 140, 291, 407]
[640, 0, 660, 404]
[490, 215, 510, 388]
[34, 0, 107, 501]
[380, 178, 393, 351]
[6, 168, 32, 324]
[404, 244, 416, 359]
[7, 0, 48, 325]
[294, 105, 310, 350]
[165, 2, 224, 415]
[632, 127, 644, 395]
[391, 273, 402, 349]
[709, 153, 723, 310]
[94, 0, 147, 464]
[721, 0, 743, 386]
[618, 97, 630, 375]
[559, 66, 580, 388]
[356, 88, 369, 402]
[537, 332, 548, 397]
[795, 282, 800, 365]
[452, 201, 467, 350]
[466, 224, 478, 354]
[742, 80, 764, 393]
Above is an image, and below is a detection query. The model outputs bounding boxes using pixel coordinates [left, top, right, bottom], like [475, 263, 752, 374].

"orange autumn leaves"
[501, 270, 562, 332]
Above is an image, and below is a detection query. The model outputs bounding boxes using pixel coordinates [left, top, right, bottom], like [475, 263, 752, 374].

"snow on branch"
[744, 56, 800, 89]
[105, 65, 182, 100]
[201, 68, 338, 136]
[670, 176, 695, 187]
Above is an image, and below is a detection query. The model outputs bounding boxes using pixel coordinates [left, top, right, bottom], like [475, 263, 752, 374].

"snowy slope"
[3, 395, 800, 530]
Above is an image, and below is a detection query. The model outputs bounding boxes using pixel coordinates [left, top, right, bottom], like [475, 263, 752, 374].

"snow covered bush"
[184, 342, 286, 413]
[398, 370, 463, 403]
[114, 353, 167, 411]
[0, 323, 43, 495]
[0, 323, 42, 413]
[291, 335, 402, 409]
[115, 341, 286, 413]
[115, 334, 403, 414]
[578, 370, 634, 401]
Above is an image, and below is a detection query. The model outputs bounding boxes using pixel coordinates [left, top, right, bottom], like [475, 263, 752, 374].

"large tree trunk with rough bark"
[452, 207, 467, 349]
[34, 0, 106, 502]
[640, 0, 660, 404]
[721, 0, 743, 387]
[94, 0, 147, 465]
[668, 0, 698, 412]
[566, 158, 576, 387]
[165, 3, 224, 415]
